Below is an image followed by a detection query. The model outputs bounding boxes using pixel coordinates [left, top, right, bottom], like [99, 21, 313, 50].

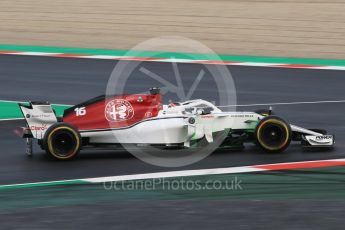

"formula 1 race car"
[17, 88, 334, 160]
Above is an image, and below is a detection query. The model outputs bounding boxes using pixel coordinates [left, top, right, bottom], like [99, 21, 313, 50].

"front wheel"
[255, 116, 291, 153]
[43, 123, 81, 160]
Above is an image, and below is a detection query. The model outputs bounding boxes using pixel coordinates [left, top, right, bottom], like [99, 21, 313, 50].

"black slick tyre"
[43, 123, 81, 160]
[255, 116, 292, 153]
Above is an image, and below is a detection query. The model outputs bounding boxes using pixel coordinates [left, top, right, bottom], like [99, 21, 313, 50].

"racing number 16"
[74, 107, 86, 116]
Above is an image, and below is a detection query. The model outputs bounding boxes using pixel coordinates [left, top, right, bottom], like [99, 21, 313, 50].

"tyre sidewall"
[43, 123, 81, 160]
[255, 116, 292, 153]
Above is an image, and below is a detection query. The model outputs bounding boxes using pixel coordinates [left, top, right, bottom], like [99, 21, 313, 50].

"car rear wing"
[18, 102, 58, 140]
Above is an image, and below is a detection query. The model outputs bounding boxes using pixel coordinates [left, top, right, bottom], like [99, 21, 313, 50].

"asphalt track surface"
[0, 54, 345, 185]
[1, 55, 345, 229]
[1, 199, 344, 230]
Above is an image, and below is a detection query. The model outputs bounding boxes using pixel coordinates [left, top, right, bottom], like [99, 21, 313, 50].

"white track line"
[84, 167, 265, 183]
[1, 99, 344, 122]
[231, 62, 283, 67]
[314, 66, 345, 71]
[0, 118, 23, 122]
[0, 99, 72, 107]
[0, 99, 27, 103]
[218, 99, 345, 108]
[11, 52, 62, 56]
[78, 55, 127, 60]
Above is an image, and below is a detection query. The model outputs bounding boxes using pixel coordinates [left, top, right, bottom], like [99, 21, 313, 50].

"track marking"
[0, 118, 23, 122]
[1, 51, 345, 70]
[314, 66, 345, 71]
[84, 167, 264, 183]
[9, 52, 62, 56]
[1, 158, 345, 189]
[1, 99, 344, 121]
[219, 99, 345, 108]
[0, 99, 71, 107]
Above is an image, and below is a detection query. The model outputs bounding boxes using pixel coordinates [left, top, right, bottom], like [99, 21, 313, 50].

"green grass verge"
[0, 166, 344, 210]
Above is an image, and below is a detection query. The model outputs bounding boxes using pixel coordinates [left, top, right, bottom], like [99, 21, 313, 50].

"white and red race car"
[18, 88, 334, 160]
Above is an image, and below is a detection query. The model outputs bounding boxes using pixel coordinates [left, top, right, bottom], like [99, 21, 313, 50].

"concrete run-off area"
[0, 0, 345, 59]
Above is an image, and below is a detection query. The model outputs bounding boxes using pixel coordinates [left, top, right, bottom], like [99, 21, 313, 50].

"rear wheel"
[43, 123, 81, 160]
[255, 116, 291, 153]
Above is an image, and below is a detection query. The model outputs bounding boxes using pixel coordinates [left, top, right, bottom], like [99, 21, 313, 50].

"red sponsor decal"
[30, 124, 47, 131]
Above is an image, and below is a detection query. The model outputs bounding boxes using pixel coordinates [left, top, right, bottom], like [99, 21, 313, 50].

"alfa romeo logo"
[105, 99, 134, 122]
